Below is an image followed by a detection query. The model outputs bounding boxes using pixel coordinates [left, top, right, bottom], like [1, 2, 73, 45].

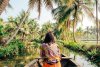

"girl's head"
[43, 31, 55, 43]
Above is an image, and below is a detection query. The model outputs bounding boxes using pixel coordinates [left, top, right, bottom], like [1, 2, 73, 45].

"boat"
[25, 54, 80, 67]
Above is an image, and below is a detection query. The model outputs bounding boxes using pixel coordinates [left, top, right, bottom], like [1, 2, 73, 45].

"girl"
[40, 31, 61, 67]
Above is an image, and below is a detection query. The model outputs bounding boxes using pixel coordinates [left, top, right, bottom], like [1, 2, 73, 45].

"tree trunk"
[86, 27, 89, 41]
[5, 9, 30, 45]
[73, 22, 76, 42]
[72, 4, 78, 43]
[96, 0, 99, 45]
[0, 0, 9, 15]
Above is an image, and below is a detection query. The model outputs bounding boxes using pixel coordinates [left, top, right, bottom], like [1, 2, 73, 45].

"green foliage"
[0, 18, 3, 22]
[67, 42, 80, 50]
[32, 39, 41, 49]
[0, 25, 4, 36]
[62, 41, 100, 66]
[0, 24, 12, 37]
[0, 39, 25, 59]
[87, 48, 97, 57]
[54, 29, 62, 39]
[62, 41, 84, 51]
[87, 49, 100, 66]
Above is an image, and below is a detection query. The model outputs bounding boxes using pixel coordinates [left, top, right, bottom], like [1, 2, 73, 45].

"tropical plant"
[0, 39, 25, 59]
[5, 0, 56, 45]
[0, 24, 7, 45]
[95, 0, 99, 45]
[52, 0, 95, 42]
[29, 0, 54, 18]
[5, 10, 30, 45]
[40, 22, 55, 38]
[0, 0, 10, 15]
[76, 27, 83, 39]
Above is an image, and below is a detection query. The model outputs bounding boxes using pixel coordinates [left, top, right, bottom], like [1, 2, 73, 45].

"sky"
[0, 0, 100, 29]
[0, 0, 55, 25]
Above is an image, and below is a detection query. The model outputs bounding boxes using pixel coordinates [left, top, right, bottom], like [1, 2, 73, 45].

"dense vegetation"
[0, 39, 25, 59]
[0, 0, 100, 67]
[0, 14, 100, 66]
[57, 40, 100, 66]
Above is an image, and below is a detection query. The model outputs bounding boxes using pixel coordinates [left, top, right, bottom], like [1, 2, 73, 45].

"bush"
[62, 41, 100, 66]
[63, 41, 86, 52]
[0, 39, 25, 59]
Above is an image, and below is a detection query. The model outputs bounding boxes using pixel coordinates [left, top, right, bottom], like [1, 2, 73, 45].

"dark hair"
[43, 31, 55, 43]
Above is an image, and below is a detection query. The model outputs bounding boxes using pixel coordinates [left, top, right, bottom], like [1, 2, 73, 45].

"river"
[0, 48, 98, 67]
[62, 48, 98, 67]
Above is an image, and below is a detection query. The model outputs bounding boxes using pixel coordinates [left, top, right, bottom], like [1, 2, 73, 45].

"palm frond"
[29, 0, 53, 18]
[52, 4, 76, 31]
[82, 5, 94, 19]
[7, 3, 13, 9]
[0, 0, 9, 15]
[43, 0, 53, 9]
[29, 0, 42, 18]
[17, 10, 30, 24]
[79, 0, 95, 9]
[28, 0, 37, 9]
[62, 0, 75, 7]
[52, 5, 67, 20]
[59, 5, 75, 23]
[53, 0, 62, 5]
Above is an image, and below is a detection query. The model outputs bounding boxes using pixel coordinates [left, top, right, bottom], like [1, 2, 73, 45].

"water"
[62, 48, 98, 67]
[0, 48, 98, 67]
[69, 53, 97, 67]
[0, 54, 39, 67]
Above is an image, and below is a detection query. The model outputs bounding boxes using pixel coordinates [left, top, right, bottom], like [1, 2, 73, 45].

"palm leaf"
[0, 0, 9, 15]
[28, 0, 53, 18]
[52, 5, 67, 20]
[82, 5, 94, 19]
[59, 5, 75, 23]
[44, 0, 53, 9]
[62, 0, 75, 7]
[53, 0, 62, 5]
[7, 3, 13, 9]
[28, 0, 37, 9]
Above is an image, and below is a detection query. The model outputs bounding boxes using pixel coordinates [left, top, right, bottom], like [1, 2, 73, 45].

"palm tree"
[52, 0, 95, 42]
[41, 22, 54, 34]
[76, 27, 83, 39]
[5, 10, 30, 45]
[29, 0, 53, 18]
[0, 0, 10, 15]
[95, 0, 99, 45]
[27, 19, 39, 40]
[0, 0, 53, 16]
[5, 0, 55, 45]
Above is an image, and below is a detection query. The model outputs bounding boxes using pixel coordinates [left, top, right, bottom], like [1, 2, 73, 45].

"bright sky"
[0, 0, 55, 25]
[0, 0, 100, 29]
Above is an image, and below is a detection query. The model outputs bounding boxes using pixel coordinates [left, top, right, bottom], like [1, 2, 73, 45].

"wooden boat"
[25, 54, 80, 67]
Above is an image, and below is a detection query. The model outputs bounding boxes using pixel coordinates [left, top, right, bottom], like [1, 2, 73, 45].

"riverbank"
[0, 39, 99, 67]
[57, 40, 100, 67]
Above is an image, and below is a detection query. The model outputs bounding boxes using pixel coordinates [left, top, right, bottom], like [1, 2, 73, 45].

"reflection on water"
[0, 54, 39, 67]
[0, 48, 98, 67]
[62, 48, 98, 67]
